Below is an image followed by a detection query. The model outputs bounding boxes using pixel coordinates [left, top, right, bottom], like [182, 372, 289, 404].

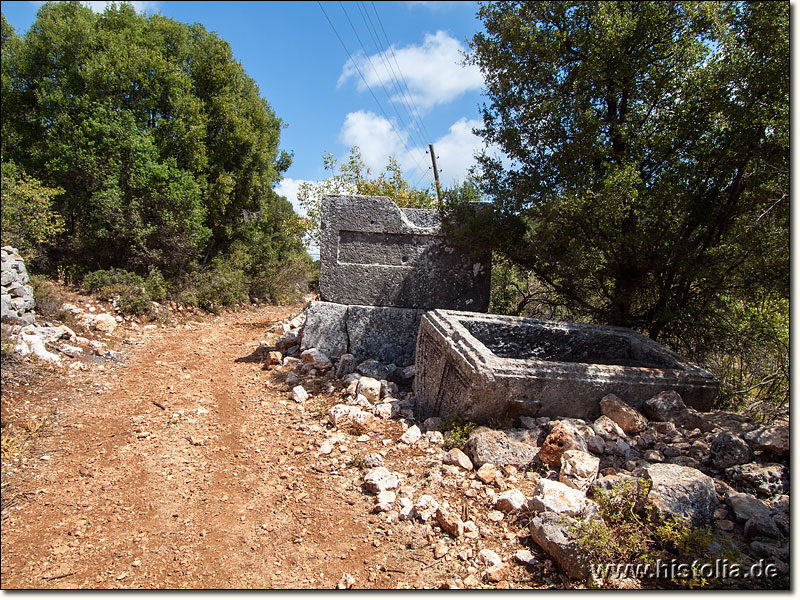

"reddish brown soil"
[0, 302, 560, 589]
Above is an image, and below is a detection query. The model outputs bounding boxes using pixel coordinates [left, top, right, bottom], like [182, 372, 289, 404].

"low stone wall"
[414, 309, 719, 423]
[1, 246, 35, 326]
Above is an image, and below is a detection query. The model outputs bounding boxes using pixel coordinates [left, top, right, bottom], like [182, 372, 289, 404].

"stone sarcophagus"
[414, 309, 719, 423]
[319, 194, 490, 311]
[301, 195, 490, 366]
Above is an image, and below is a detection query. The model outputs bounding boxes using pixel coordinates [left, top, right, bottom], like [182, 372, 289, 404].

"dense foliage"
[450, 0, 788, 339]
[1, 3, 309, 304]
[442, 1, 788, 415]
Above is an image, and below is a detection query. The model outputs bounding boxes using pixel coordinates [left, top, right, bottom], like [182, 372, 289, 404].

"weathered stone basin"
[414, 310, 719, 423]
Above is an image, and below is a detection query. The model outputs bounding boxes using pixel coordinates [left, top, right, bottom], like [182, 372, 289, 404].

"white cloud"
[275, 178, 305, 216]
[338, 111, 488, 188]
[339, 110, 416, 175]
[339, 30, 483, 111]
[425, 117, 485, 186]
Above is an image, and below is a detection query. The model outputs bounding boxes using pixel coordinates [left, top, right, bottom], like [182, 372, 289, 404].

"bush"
[441, 415, 477, 451]
[575, 479, 738, 588]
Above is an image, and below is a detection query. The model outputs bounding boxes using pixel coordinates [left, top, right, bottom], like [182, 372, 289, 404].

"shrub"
[441, 415, 477, 451]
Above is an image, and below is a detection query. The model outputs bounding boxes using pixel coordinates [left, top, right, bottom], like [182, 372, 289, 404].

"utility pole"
[428, 143, 442, 202]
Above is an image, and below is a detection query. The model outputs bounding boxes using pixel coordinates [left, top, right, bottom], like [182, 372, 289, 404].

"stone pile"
[1, 246, 36, 326]
[258, 312, 788, 588]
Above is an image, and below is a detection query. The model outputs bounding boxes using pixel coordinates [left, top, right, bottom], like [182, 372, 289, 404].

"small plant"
[1, 430, 21, 458]
[1, 329, 14, 358]
[440, 415, 477, 451]
[349, 452, 367, 470]
[23, 419, 47, 436]
[575, 479, 740, 589]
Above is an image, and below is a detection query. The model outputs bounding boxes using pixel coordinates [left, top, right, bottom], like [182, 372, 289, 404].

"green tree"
[0, 161, 65, 262]
[452, 1, 788, 351]
[1, 2, 295, 277]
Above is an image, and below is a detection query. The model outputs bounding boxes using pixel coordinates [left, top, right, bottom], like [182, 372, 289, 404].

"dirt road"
[0, 304, 554, 589]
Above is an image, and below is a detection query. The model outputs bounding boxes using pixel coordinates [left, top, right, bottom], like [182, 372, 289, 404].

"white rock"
[495, 489, 526, 512]
[399, 425, 422, 445]
[477, 549, 503, 567]
[363, 467, 401, 494]
[443, 448, 473, 471]
[328, 404, 374, 433]
[593, 415, 627, 440]
[425, 431, 444, 445]
[356, 377, 381, 403]
[20, 333, 60, 363]
[412, 494, 440, 522]
[291, 385, 309, 403]
[373, 403, 393, 419]
[527, 478, 587, 516]
[559, 449, 600, 491]
[398, 497, 414, 520]
[515, 549, 536, 565]
[299, 348, 332, 371]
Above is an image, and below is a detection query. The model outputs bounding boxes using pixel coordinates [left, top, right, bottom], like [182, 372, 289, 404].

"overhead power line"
[317, 1, 431, 181]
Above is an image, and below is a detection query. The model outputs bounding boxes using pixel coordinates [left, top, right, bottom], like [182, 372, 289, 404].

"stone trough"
[414, 310, 719, 424]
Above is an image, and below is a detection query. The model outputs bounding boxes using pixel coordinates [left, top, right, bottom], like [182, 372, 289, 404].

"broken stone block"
[527, 479, 588, 516]
[559, 450, 600, 492]
[319, 195, 490, 310]
[599, 394, 648, 434]
[363, 467, 401, 494]
[710, 431, 754, 470]
[538, 421, 587, 467]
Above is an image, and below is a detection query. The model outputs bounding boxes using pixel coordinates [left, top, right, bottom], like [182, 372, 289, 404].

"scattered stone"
[356, 377, 381, 403]
[726, 491, 773, 524]
[299, 348, 332, 371]
[465, 427, 539, 469]
[710, 431, 754, 470]
[486, 510, 504, 522]
[527, 479, 588, 516]
[425, 431, 444, 445]
[743, 425, 789, 456]
[328, 404, 374, 433]
[422, 417, 443, 432]
[476, 463, 499, 485]
[559, 449, 600, 491]
[356, 359, 390, 380]
[600, 394, 648, 434]
[515, 549, 536, 566]
[538, 421, 586, 467]
[335, 353, 357, 379]
[411, 495, 439, 522]
[645, 463, 716, 527]
[434, 540, 449, 559]
[529, 511, 590, 579]
[443, 448, 473, 471]
[477, 549, 503, 567]
[337, 573, 355, 589]
[592, 415, 627, 441]
[744, 516, 782, 541]
[363, 467, 401, 494]
[399, 425, 422, 445]
[362, 453, 384, 468]
[495, 489, 526, 512]
[435, 506, 464, 538]
[642, 390, 687, 423]
[291, 385, 309, 403]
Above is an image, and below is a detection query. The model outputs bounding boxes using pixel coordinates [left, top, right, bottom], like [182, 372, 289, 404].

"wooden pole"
[429, 143, 442, 202]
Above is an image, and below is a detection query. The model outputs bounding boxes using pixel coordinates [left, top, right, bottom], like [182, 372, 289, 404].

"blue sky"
[1, 1, 493, 225]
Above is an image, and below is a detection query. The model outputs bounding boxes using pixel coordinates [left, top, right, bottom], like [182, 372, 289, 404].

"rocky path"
[0, 305, 553, 589]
